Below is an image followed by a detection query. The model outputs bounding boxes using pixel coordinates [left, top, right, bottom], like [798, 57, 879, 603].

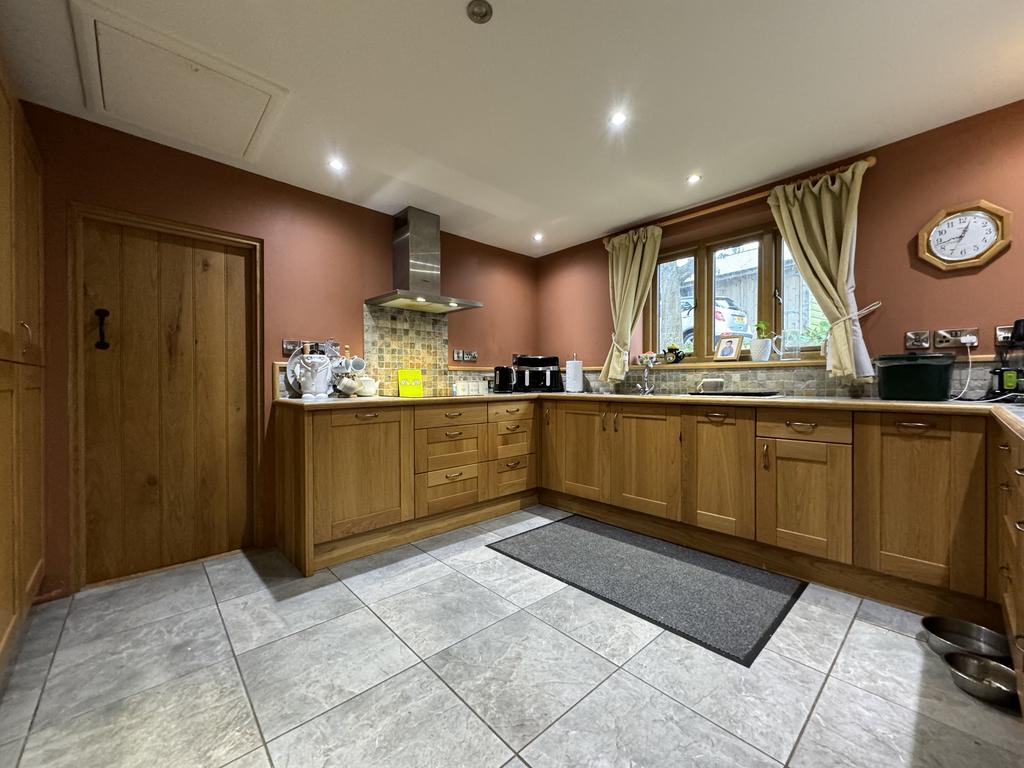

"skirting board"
[539, 490, 1002, 631]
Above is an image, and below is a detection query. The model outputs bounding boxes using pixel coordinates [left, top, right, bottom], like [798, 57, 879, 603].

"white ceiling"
[2, 0, 1024, 256]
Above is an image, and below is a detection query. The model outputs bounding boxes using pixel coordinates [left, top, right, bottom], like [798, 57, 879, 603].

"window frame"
[643, 227, 822, 364]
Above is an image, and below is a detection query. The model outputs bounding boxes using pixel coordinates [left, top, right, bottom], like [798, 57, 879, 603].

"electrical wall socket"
[464, 350, 478, 362]
[934, 328, 979, 348]
[996, 325, 1014, 345]
[904, 330, 931, 349]
[282, 339, 302, 356]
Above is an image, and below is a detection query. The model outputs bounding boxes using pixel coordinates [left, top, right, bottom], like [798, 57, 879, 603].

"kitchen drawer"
[486, 457, 537, 499]
[489, 419, 535, 460]
[879, 412, 950, 438]
[692, 406, 749, 426]
[329, 407, 403, 427]
[414, 424, 485, 473]
[757, 408, 852, 444]
[414, 463, 483, 518]
[488, 401, 534, 422]
[415, 403, 488, 430]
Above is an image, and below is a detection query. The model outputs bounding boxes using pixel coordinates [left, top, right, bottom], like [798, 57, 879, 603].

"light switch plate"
[904, 330, 931, 349]
[453, 349, 464, 361]
[934, 328, 979, 348]
[996, 325, 1014, 345]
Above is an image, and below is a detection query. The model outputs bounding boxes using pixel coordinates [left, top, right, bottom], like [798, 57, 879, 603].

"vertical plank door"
[16, 363, 44, 603]
[0, 82, 12, 362]
[0, 362, 17, 660]
[81, 219, 254, 583]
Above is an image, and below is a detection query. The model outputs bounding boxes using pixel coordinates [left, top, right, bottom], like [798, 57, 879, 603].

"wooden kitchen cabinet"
[0, 362, 17, 667]
[311, 407, 414, 543]
[415, 462, 483, 517]
[538, 401, 563, 492]
[16, 363, 44, 605]
[610, 403, 681, 519]
[854, 412, 986, 596]
[681, 406, 755, 538]
[560, 401, 611, 501]
[756, 438, 852, 562]
[12, 118, 43, 366]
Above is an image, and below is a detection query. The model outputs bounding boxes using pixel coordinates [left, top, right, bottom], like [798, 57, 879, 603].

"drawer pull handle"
[506, 423, 522, 432]
[1015, 468, 1024, 477]
[1000, 483, 1012, 493]
[614, 412, 620, 432]
[1000, 565, 1011, 576]
[506, 407, 520, 414]
[545, 408, 551, 425]
[896, 421, 932, 429]
[1015, 635, 1024, 653]
[762, 442, 769, 469]
[445, 471, 464, 480]
[444, 430, 463, 438]
[784, 420, 817, 430]
[705, 412, 728, 421]
[355, 412, 381, 419]
[445, 411, 463, 418]
[998, 443, 1011, 452]
[1015, 520, 1024, 533]
[601, 411, 607, 431]
[505, 460, 521, 468]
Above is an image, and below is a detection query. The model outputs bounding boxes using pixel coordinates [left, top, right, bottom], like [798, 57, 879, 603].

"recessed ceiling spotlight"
[609, 110, 628, 128]
[327, 156, 345, 172]
[532, 232, 544, 243]
[686, 173, 702, 184]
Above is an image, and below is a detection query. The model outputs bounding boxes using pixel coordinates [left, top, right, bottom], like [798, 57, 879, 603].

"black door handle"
[95, 308, 110, 350]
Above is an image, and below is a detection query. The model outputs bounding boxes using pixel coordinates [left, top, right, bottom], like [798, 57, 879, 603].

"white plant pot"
[750, 338, 774, 363]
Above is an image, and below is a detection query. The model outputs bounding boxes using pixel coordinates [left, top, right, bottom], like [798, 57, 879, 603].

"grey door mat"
[488, 515, 805, 666]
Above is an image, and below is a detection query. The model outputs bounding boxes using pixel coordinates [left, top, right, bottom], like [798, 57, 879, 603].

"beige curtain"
[599, 225, 663, 382]
[767, 160, 875, 381]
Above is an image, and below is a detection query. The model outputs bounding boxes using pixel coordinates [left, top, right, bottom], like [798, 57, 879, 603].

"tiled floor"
[1, 504, 1022, 767]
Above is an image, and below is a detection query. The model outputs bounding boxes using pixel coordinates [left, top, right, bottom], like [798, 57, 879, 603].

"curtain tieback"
[821, 300, 882, 358]
[611, 333, 630, 368]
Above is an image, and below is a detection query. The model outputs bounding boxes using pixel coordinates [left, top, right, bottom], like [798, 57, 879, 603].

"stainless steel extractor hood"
[365, 207, 483, 313]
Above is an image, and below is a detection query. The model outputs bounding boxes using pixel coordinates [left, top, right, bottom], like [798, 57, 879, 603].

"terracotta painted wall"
[23, 104, 536, 596]
[538, 98, 1024, 363]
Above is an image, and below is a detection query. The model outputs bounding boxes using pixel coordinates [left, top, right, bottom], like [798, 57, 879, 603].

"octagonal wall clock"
[917, 199, 1013, 271]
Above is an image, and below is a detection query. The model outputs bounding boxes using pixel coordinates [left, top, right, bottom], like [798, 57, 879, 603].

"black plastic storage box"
[875, 353, 955, 401]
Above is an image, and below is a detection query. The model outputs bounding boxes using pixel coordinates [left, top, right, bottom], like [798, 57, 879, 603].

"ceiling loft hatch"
[68, 0, 288, 159]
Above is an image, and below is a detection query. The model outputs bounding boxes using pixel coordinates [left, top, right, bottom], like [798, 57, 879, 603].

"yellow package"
[397, 368, 424, 398]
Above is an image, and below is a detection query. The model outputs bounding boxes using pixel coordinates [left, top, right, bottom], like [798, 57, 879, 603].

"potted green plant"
[750, 321, 778, 362]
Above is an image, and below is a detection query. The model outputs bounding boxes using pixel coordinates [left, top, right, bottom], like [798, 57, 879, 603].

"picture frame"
[713, 335, 743, 361]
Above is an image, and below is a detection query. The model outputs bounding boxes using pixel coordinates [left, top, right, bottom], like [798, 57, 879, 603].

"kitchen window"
[645, 228, 822, 362]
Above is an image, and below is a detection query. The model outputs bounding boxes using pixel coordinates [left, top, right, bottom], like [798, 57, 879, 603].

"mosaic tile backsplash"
[363, 305, 451, 397]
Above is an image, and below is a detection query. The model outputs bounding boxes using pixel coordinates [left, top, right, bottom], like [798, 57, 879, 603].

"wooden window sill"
[629, 358, 826, 371]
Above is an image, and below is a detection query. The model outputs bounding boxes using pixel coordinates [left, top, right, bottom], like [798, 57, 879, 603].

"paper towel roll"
[566, 359, 584, 393]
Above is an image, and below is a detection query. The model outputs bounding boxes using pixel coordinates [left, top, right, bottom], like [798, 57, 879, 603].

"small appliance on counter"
[511, 354, 564, 393]
[988, 318, 1024, 402]
[875, 352, 954, 401]
[565, 353, 584, 393]
[493, 365, 516, 394]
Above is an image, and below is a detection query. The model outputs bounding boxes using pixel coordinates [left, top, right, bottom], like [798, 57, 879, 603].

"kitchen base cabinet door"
[415, 463, 483, 517]
[486, 455, 537, 500]
[538, 402, 563, 492]
[854, 413, 986, 596]
[561, 401, 611, 502]
[756, 438, 852, 563]
[311, 408, 414, 542]
[682, 407, 755, 538]
[0, 363, 16, 662]
[610, 404, 681, 519]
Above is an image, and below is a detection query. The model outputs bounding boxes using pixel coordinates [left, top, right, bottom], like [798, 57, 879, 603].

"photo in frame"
[713, 336, 743, 361]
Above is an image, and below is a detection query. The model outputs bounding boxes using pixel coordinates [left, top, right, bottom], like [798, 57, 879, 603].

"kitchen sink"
[686, 391, 781, 397]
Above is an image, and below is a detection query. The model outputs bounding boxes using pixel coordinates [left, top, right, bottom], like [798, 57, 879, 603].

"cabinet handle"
[1015, 468, 1024, 477]
[784, 420, 817, 431]
[506, 407, 520, 414]
[1015, 520, 1024, 533]
[19, 319, 33, 353]
[444, 430, 463, 438]
[1000, 483, 1012, 493]
[601, 411, 607, 431]
[998, 443, 1011, 452]
[614, 412, 620, 432]
[1000, 565, 1011, 576]
[505, 423, 522, 432]
[762, 442, 769, 469]
[505, 460, 521, 468]
[355, 412, 381, 419]
[445, 411, 462, 418]
[545, 408, 551, 426]
[445, 471, 463, 480]
[1016, 635, 1024, 653]
[896, 421, 933, 429]
[705, 412, 727, 421]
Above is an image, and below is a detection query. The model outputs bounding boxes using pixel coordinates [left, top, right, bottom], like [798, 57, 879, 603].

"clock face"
[928, 210, 999, 262]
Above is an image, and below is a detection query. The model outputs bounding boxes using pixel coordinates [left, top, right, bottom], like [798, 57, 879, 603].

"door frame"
[67, 203, 265, 590]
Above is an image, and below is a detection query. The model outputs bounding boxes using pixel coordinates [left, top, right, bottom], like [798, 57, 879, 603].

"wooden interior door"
[681, 406, 755, 538]
[81, 218, 255, 583]
[16, 363, 44, 601]
[756, 438, 852, 562]
[0, 83, 12, 362]
[560, 401, 610, 501]
[611, 404, 681, 519]
[0, 362, 17, 657]
[13, 121, 42, 365]
[854, 413, 986, 596]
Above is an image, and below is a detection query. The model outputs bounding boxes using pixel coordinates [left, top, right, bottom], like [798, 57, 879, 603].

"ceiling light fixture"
[533, 232, 544, 243]
[327, 156, 345, 172]
[686, 173, 702, 184]
[609, 110, 628, 128]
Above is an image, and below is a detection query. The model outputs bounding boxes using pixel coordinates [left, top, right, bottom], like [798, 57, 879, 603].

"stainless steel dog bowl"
[944, 652, 1020, 709]
[921, 616, 1011, 662]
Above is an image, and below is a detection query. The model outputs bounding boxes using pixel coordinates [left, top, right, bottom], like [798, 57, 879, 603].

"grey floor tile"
[330, 544, 453, 603]
[475, 510, 560, 539]
[17, 598, 71, 662]
[527, 586, 662, 665]
[220, 570, 361, 653]
[0, 655, 51, 745]
[19, 660, 259, 768]
[0, 739, 22, 768]
[267, 664, 512, 767]
[832, 620, 1024, 757]
[453, 553, 564, 607]
[798, 583, 861, 619]
[204, 549, 302, 603]
[371, 571, 517, 657]
[224, 747, 272, 768]
[791, 676, 1022, 767]
[764, 599, 852, 672]
[526, 505, 572, 521]
[238, 606, 417, 739]
[428, 611, 613, 749]
[413, 525, 502, 564]
[625, 632, 823, 762]
[61, 563, 214, 647]
[521, 670, 780, 767]
[501, 760, 527, 768]
[855, 599, 927, 639]
[35, 605, 231, 726]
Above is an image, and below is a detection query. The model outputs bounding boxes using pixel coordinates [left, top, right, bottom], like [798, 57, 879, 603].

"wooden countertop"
[992, 404, 1024, 440]
[274, 391, 997, 416]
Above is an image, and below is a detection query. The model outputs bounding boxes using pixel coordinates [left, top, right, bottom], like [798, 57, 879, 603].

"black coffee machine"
[990, 319, 1024, 400]
[509, 354, 563, 393]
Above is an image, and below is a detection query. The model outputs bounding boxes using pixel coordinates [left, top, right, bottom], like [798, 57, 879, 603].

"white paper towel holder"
[565, 352, 584, 393]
